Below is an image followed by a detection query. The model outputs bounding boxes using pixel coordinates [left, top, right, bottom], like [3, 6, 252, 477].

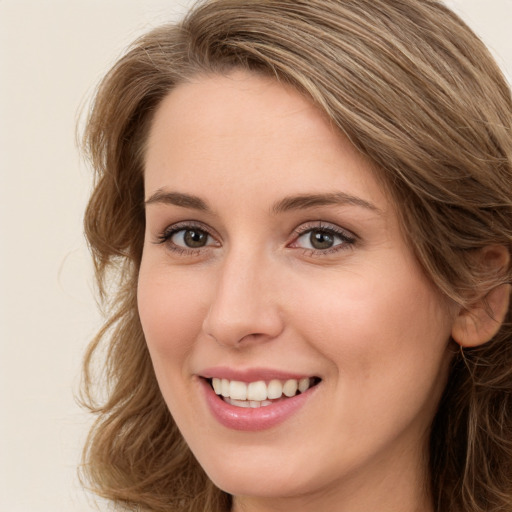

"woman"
[80, 1, 512, 511]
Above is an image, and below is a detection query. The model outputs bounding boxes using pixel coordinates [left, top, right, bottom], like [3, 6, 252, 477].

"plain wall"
[0, 1, 510, 510]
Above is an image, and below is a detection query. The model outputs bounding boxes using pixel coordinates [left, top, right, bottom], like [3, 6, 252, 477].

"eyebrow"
[271, 192, 381, 215]
[144, 189, 381, 215]
[145, 190, 210, 211]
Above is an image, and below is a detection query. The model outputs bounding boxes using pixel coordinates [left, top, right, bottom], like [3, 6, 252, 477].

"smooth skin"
[137, 71, 503, 512]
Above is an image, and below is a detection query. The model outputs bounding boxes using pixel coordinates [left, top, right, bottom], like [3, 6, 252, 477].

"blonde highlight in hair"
[80, 1, 512, 510]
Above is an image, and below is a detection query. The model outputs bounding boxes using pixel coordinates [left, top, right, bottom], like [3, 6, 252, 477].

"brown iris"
[183, 229, 208, 248]
[310, 230, 335, 249]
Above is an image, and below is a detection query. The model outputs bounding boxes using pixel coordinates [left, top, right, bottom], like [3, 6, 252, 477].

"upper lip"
[199, 366, 318, 383]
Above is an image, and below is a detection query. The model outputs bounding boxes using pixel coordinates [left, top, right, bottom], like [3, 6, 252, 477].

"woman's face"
[138, 71, 457, 509]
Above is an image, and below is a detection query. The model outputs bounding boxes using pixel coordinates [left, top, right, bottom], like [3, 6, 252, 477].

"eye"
[290, 223, 356, 253]
[171, 228, 211, 248]
[155, 222, 220, 253]
[302, 229, 338, 250]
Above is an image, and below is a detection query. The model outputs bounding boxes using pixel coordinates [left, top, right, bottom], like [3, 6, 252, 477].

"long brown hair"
[80, 1, 512, 510]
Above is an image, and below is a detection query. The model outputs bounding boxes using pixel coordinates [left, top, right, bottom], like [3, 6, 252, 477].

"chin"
[192, 443, 326, 500]
[208, 468, 307, 499]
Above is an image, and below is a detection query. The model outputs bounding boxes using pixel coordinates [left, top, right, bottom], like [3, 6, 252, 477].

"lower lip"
[199, 378, 318, 431]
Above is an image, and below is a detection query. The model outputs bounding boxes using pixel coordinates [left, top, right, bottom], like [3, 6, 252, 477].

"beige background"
[0, 1, 510, 510]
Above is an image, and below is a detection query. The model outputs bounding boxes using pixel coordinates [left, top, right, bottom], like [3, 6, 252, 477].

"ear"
[452, 245, 511, 348]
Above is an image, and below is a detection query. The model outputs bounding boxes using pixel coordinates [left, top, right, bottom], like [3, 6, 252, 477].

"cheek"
[137, 264, 214, 429]
[289, 265, 454, 456]
[291, 260, 454, 388]
[137, 264, 209, 366]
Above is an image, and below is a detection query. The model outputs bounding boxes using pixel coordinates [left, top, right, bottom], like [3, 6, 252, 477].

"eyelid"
[152, 219, 356, 257]
[154, 220, 220, 251]
[292, 220, 356, 239]
[288, 221, 357, 253]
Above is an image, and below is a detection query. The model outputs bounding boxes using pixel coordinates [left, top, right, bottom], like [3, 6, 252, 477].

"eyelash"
[154, 221, 218, 256]
[290, 222, 356, 256]
[154, 221, 357, 257]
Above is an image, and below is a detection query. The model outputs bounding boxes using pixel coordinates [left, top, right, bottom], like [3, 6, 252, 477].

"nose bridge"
[202, 244, 283, 347]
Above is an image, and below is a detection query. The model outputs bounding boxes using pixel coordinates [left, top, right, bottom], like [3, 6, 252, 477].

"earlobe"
[451, 245, 511, 348]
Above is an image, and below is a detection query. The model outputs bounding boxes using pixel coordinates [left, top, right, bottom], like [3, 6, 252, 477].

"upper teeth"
[211, 377, 312, 401]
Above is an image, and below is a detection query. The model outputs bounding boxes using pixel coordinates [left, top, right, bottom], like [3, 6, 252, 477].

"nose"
[202, 249, 285, 348]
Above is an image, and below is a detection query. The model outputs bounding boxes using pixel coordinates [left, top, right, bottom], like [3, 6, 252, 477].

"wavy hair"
[80, 1, 512, 510]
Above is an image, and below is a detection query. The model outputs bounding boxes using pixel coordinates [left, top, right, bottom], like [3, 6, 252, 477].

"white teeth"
[250, 400, 272, 408]
[221, 378, 230, 397]
[210, 376, 314, 404]
[212, 378, 222, 395]
[267, 379, 283, 399]
[248, 381, 267, 401]
[228, 398, 251, 408]
[225, 398, 273, 408]
[283, 379, 298, 397]
[229, 380, 247, 400]
[298, 377, 310, 393]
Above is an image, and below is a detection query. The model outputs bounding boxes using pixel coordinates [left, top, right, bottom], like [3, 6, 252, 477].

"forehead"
[146, 71, 335, 163]
[144, 71, 390, 216]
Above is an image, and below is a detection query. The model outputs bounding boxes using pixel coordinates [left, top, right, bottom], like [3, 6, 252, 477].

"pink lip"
[200, 366, 313, 383]
[197, 375, 319, 432]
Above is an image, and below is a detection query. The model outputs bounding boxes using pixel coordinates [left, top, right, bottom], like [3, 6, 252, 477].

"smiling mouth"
[206, 377, 321, 408]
